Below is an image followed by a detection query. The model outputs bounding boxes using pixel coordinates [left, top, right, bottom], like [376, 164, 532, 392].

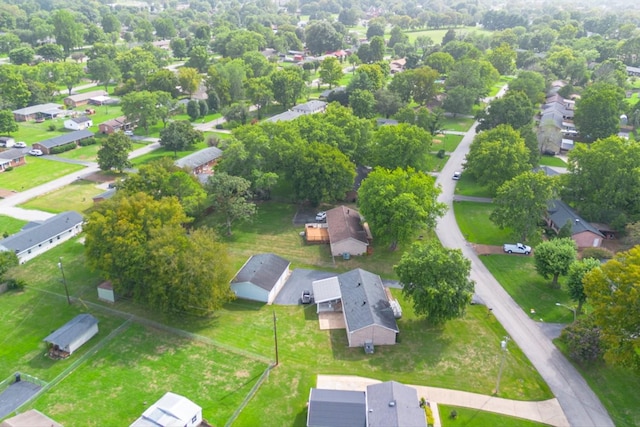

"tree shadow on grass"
[290, 406, 308, 427]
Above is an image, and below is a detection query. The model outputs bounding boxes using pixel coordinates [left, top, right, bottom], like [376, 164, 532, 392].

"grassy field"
[538, 156, 567, 167]
[19, 180, 107, 214]
[453, 174, 494, 198]
[554, 340, 640, 427]
[130, 140, 208, 166]
[405, 27, 491, 44]
[433, 133, 464, 152]
[453, 201, 514, 245]
[438, 405, 551, 427]
[441, 116, 475, 132]
[481, 255, 576, 324]
[488, 76, 513, 97]
[0, 215, 28, 236]
[55, 139, 147, 162]
[0, 158, 85, 192]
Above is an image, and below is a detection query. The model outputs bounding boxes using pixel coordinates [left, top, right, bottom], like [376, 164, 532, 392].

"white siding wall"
[330, 238, 368, 257]
[348, 325, 397, 347]
[266, 266, 291, 304]
[67, 323, 99, 354]
[186, 409, 202, 427]
[17, 224, 83, 263]
[98, 288, 115, 303]
[232, 282, 269, 303]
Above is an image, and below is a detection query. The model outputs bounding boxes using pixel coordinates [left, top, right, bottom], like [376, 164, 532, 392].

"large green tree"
[396, 241, 474, 324]
[87, 57, 120, 93]
[534, 238, 577, 288]
[205, 172, 257, 235]
[491, 171, 557, 242]
[319, 56, 343, 89]
[97, 132, 133, 173]
[567, 258, 601, 315]
[0, 110, 18, 135]
[464, 125, 531, 194]
[508, 71, 545, 105]
[120, 91, 161, 135]
[371, 123, 432, 170]
[159, 120, 204, 157]
[584, 247, 640, 370]
[358, 167, 446, 249]
[305, 21, 343, 55]
[574, 83, 624, 142]
[51, 10, 83, 56]
[177, 67, 203, 97]
[476, 90, 534, 132]
[271, 68, 304, 110]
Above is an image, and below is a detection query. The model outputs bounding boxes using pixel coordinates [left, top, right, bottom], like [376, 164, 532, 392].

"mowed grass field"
[0, 215, 27, 235]
[19, 179, 107, 214]
[453, 201, 513, 245]
[0, 157, 85, 192]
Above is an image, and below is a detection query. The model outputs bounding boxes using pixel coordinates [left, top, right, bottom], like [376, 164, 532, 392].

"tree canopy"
[574, 83, 625, 142]
[97, 132, 133, 173]
[395, 241, 474, 324]
[534, 238, 577, 288]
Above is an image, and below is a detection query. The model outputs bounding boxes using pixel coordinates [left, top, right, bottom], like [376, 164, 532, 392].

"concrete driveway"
[273, 268, 336, 305]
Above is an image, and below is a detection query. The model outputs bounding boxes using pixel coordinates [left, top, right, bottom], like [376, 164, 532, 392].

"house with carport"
[326, 206, 372, 257]
[63, 90, 108, 108]
[174, 146, 223, 175]
[130, 392, 202, 427]
[312, 268, 399, 348]
[0, 148, 26, 172]
[0, 211, 83, 263]
[98, 116, 133, 134]
[231, 253, 291, 303]
[546, 200, 605, 248]
[12, 103, 70, 122]
[44, 314, 99, 358]
[33, 130, 94, 155]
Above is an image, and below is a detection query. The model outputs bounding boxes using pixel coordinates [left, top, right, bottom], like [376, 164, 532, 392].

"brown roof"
[98, 281, 113, 290]
[326, 206, 369, 245]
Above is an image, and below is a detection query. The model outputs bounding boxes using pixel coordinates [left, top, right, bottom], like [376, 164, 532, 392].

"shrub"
[559, 315, 604, 364]
[4, 166, 13, 172]
[436, 149, 445, 159]
[6, 278, 26, 290]
[206, 135, 221, 147]
[47, 123, 56, 131]
[49, 142, 77, 154]
[78, 137, 97, 146]
[215, 124, 224, 130]
[580, 247, 614, 260]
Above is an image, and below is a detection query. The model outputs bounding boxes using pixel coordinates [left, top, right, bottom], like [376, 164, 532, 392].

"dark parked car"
[301, 290, 312, 304]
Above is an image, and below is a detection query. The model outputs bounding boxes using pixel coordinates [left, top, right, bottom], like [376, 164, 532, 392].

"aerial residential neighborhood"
[0, 0, 639, 426]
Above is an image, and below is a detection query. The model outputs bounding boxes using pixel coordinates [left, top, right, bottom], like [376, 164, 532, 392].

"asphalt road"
[435, 112, 614, 426]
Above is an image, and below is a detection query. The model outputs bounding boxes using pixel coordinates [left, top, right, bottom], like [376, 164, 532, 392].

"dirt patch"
[473, 244, 506, 255]
[82, 171, 117, 183]
[0, 188, 17, 198]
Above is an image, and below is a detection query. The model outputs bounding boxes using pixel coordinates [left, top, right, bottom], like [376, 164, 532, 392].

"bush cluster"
[559, 315, 604, 364]
[78, 137, 97, 147]
[49, 142, 77, 154]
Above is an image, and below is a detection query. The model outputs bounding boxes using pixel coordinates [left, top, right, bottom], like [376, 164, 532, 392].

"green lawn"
[0, 215, 28, 235]
[554, 340, 640, 427]
[0, 158, 85, 192]
[453, 201, 514, 245]
[453, 174, 494, 198]
[480, 255, 576, 324]
[56, 139, 146, 162]
[19, 180, 106, 214]
[441, 116, 475, 132]
[130, 141, 208, 167]
[405, 27, 492, 44]
[434, 133, 464, 152]
[438, 405, 551, 427]
[9, 121, 67, 145]
[487, 76, 513, 97]
[538, 156, 567, 167]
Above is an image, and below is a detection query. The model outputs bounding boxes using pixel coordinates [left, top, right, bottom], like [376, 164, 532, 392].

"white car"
[28, 149, 43, 156]
[315, 211, 327, 222]
[123, 130, 134, 136]
[453, 171, 461, 180]
[14, 141, 27, 148]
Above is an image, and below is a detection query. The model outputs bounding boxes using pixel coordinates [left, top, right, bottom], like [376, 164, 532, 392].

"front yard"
[0, 157, 85, 192]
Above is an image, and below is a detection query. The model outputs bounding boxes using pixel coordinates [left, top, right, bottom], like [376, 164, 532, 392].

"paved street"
[435, 102, 614, 426]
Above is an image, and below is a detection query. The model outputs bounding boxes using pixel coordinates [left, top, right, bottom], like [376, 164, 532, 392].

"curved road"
[435, 119, 614, 426]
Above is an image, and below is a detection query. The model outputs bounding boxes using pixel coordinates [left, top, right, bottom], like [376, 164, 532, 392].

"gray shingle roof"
[231, 253, 290, 291]
[0, 148, 26, 160]
[338, 269, 398, 334]
[43, 314, 98, 349]
[366, 381, 426, 427]
[174, 147, 223, 169]
[312, 276, 341, 303]
[307, 388, 366, 427]
[64, 90, 108, 103]
[292, 100, 327, 113]
[265, 110, 304, 123]
[327, 206, 369, 245]
[12, 103, 63, 116]
[36, 130, 94, 149]
[547, 200, 604, 238]
[0, 211, 83, 253]
[70, 116, 92, 124]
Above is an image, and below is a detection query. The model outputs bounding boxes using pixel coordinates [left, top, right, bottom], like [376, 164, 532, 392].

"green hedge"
[78, 137, 97, 147]
[49, 142, 77, 154]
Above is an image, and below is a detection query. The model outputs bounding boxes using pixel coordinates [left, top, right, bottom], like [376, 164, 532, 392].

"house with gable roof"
[130, 392, 202, 427]
[230, 253, 291, 303]
[545, 200, 605, 248]
[326, 206, 372, 257]
[174, 146, 223, 175]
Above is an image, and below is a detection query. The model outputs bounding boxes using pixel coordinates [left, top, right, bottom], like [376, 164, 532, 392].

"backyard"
[19, 179, 108, 214]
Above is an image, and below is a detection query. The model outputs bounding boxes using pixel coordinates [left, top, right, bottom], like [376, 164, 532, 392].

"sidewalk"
[317, 375, 569, 427]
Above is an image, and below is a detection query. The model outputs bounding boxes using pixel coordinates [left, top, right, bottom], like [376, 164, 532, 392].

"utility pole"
[58, 257, 71, 305]
[273, 311, 279, 366]
[495, 336, 510, 395]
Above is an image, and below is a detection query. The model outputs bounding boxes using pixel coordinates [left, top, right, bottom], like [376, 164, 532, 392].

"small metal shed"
[43, 314, 99, 357]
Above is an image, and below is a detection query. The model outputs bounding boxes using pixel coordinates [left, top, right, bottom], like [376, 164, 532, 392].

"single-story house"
[313, 269, 399, 348]
[130, 392, 202, 427]
[546, 200, 605, 248]
[44, 314, 99, 357]
[0, 409, 63, 427]
[12, 103, 67, 122]
[174, 146, 223, 175]
[389, 58, 406, 74]
[292, 100, 327, 114]
[33, 130, 94, 154]
[98, 116, 133, 134]
[307, 381, 425, 427]
[97, 281, 116, 303]
[0, 211, 83, 263]
[63, 90, 108, 108]
[63, 116, 93, 131]
[627, 66, 640, 77]
[92, 188, 116, 203]
[376, 118, 398, 126]
[265, 110, 305, 123]
[0, 148, 27, 172]
[231, 253, 291, 303]
[326, 206, 372, 257]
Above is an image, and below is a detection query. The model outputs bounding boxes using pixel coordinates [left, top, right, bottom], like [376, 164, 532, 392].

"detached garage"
[231, 254, 291, 303]
[44, 314, 99, 358]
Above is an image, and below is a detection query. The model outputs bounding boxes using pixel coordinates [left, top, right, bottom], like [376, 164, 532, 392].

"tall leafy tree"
[51, 10, 83, 56]
[245, 76, 273, 119]
[205, 172, 257, 235]
[120, 91, 160, 135]
[371, 123, 432, 170]
[574, 83, 624, 142]
[584, 247, 640, 370]
[177, 67, 202, 98]
[491, 171, 556, 242]
[87, 57, 120, 92]
[567, 258, 601, 315]
[443, 86, 476, 117]
[374, 88, 403, 118]
[56, 62, 84, 96]
[349, 89, 376, 119]
[97, 132, 133, 173]
[476, 90, 534, 131]
[411, 66, 440, 106]
[0, 110, 18, 135]
[319, 56, 343, 89]
[271, 68, 304, 109]
[396, 241, 474, 324]
[159, 120, 204, 157]
[508, 71, 545, 105]
[358, 167, 446, 249]
[534, 238, 577, 288]
[304, 21, 343, 55]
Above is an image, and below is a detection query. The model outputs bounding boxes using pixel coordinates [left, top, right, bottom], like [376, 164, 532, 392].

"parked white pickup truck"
[503, 243, 531, 254]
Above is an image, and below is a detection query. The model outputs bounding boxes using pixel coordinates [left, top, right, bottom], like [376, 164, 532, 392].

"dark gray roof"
[93, 188, 116, 200]
[0, 211, 83, 253]
[327, 206, 369, 245]
[12, 103, 63, 116]
[366, 381, 426, 427]
[319, 86, 345, 98]
[338, 269, 399, 334]
[307, 388, 366, 427]
[43, 314, 98, 348]
[70, 116, 92, 124]
[174, 147, 223, 169]
[376, 118, 398, 126]
[547, 200, 604, 238]
[265, 110, 304, 123]
[0, 148, 26, 160]
[231, 253, 290, 291]
[292, 100, 327, 113]
[36, 130, 94, 149]
[533, 166, 560, 177]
